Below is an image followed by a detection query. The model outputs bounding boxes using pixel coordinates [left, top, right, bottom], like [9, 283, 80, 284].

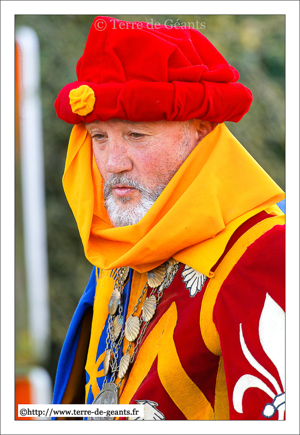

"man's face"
[85, 119, 201, 227]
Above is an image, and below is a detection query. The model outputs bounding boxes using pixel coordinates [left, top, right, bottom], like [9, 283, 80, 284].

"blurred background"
[15, 14, 285, 405]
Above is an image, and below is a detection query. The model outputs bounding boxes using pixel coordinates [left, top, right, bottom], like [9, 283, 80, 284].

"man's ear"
[193, 119, 218, 143]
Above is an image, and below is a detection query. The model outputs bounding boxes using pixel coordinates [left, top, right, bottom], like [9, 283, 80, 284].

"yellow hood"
[63, 122, 284, 277]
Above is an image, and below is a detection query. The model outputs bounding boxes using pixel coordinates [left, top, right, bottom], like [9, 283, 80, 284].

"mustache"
[103, 174, 153, 199]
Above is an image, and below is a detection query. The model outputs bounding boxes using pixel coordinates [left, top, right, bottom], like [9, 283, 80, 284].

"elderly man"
[53, 16, 285, 420]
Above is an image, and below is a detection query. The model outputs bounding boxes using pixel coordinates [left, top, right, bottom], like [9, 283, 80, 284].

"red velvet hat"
[55, 16, 252, 124]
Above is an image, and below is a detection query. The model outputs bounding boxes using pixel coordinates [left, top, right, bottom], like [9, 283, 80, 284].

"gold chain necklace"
[89, 259, 180, 418]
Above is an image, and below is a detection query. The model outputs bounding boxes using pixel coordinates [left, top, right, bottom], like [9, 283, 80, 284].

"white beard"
[105, 192, 157, 227]
[104, 175, 165, 227]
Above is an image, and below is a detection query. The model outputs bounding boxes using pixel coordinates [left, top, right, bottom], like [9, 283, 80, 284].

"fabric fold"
[62, 122, 284, 276]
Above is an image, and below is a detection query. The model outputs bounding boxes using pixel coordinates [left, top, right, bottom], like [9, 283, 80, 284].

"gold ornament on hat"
[69, 85, 95, 116]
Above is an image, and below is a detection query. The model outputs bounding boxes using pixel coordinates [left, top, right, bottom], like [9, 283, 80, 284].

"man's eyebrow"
[119, 120, 149, 127]
[85, 121, 101, 129]
[119, 120, 133, 124]
[119, 120, 157, 131]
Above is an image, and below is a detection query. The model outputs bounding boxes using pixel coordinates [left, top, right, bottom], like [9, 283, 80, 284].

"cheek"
[133, 145, 180, 186]
[133, 146, 165, 174]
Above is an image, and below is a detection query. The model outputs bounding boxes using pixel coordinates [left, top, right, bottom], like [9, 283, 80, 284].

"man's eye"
[129, 132, 145, 139]
[91, 134, 105, 140]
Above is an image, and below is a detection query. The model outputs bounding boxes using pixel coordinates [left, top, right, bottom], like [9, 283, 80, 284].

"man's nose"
[106, 140, 133, 174]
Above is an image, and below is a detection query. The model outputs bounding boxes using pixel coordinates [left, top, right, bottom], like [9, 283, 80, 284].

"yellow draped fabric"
[63, 122, 284, 277]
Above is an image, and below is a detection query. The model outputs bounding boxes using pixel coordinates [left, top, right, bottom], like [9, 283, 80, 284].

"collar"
[63, 123, 284, 276]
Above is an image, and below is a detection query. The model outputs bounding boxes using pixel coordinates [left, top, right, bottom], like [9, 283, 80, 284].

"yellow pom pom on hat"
[69, 85, 95, 116]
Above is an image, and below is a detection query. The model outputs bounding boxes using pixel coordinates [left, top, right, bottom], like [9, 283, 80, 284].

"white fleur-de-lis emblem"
[128, 400, 165, 420]
[233, 293, 285, 419]
[182, 265, 207, 297]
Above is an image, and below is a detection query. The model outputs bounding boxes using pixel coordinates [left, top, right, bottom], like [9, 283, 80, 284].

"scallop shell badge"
[108, 288, 121, 315]
[103, 349, 112, 376]
[142, 295, 156, 322]
[166, 258, 179, 274]
[147, 264, 166, 288]
[112, 315, 123, 340]
[125, 315, 140, 342]
[118, 353, 130, 379]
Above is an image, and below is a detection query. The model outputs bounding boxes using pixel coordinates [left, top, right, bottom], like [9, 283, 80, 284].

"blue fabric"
[52, 267, 96, 407]
[277, 199, 285, 214]
[52, 267, 134, 413]
[85, 268, 133, 404]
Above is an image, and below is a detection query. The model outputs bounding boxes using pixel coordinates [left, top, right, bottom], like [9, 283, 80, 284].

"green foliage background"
[15, 15, 285, 383]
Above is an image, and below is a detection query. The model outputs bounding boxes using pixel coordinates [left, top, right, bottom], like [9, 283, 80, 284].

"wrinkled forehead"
[86, 118, 152, 127]
[85, 118, 189, 133]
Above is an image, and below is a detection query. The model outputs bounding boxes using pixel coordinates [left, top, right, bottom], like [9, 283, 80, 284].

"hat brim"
[55, 79, 252, 124]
